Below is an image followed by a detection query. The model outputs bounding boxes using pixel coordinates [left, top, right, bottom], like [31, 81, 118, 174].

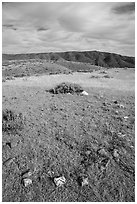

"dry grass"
[2, 83, 135, 202]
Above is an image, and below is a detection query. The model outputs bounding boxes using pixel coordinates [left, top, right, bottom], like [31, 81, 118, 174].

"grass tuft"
[2, 109, 25, 133]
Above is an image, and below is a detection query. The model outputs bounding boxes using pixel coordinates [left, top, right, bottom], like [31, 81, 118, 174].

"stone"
[98, 148, 109, 157]
[119, 104, 125, 108]
[82, 177, 89, 186]
[81, 91, 89, 96]
[23, 178, 32, 187]
[118, 132, 126, 137]
[22, 171, 32, 178]
[47, 170, 55, 178]
[54, 176, 66, 187]
[113, 149, 119, 161]
[124, 116, 129, 120]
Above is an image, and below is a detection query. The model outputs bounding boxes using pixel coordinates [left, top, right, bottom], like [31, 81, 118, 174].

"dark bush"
[2, 109, 25, 133]
[14, 73, 27, 78]
[48, 82, 84, 94]
[90, 75, 100, 79]
[99, 70, 107, 74]
[103, 74, 112, 78]
[5, 76, 15, 80]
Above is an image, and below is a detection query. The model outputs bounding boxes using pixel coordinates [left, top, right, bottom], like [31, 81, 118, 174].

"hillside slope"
[2, 51, 135, 68]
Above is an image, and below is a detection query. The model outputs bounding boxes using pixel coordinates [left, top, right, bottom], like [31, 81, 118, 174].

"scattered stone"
[119, 104, 125, 108]
[81, 91, 89, 96]
[54, 176, 66, 187]
[77, 175, 89, 187]
[23, 178, 32, 187]
[82, 177, 89, 186]
[113, 149, 119, 161]
[124, 116, 129, 120]
[22, 170, 32, 178]
[97, 148, 109, 157]
[115, 110, 119, 114]
[118, 132, 126, 137]
[47, 170, 55, 178]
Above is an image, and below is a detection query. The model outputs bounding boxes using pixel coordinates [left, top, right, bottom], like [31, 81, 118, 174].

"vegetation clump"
[2, 109, 25, 133]
[103, 74, 112, 78]
[48, 82, 84, 94]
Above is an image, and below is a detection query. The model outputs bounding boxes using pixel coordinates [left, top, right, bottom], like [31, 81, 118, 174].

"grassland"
[2, 68, 135, 202]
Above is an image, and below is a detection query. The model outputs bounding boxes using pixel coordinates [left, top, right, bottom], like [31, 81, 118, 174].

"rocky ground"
[2, 68, 135, 201]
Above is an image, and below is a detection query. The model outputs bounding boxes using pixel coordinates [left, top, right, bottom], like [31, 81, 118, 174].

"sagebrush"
[48, 82, 84, 94]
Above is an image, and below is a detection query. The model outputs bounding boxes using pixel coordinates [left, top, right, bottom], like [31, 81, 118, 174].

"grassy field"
[2, 68, 135, 202]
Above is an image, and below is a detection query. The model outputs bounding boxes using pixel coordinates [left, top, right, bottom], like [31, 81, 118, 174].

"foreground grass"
[2, 85, 135, 202]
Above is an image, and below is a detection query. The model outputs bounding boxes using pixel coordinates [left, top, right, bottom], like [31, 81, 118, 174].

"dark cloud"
[37, 27, 49, 32]
[113, 3, 135, 14]
[3, 24, 17, 30]
[3, 24, 14, 28]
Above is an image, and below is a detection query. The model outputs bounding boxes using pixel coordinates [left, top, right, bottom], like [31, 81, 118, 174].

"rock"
[77, 175, 89, 187]
[118, 132, 126, 137]
[47, 170, 55, 178]
[22, 170, 32, 178]
[23, 178, 32, 187]
[124, 116, 129, 120]
[82, 177, 89, 186]
[98, 148, 109, 157]
[81, 91, 89, 96]
[119, 104, 125, 108]
[113, 149, 119, 161]
[54, 176, 66, 187]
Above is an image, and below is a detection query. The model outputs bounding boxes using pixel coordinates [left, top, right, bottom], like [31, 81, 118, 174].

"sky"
[2, 2, 135, 56]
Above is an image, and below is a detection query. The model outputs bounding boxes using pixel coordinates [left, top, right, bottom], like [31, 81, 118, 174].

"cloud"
[37, 27, 49, 32]
[2, 2, 135, 56]
[112, 2, 135, 14]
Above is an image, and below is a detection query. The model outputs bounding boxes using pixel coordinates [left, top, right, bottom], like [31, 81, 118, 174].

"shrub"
[99, 70, 107, 74]
[5, 76, 15, 80]
[103, 74, 112, 78]
[48, 82, 84, 94]
[90, 75, 100, 79]
[2, 109, 25, 133]
[14, 73, 27, 78]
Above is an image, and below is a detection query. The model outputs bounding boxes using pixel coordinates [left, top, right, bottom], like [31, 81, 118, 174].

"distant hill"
[2, 50, 135, 68]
